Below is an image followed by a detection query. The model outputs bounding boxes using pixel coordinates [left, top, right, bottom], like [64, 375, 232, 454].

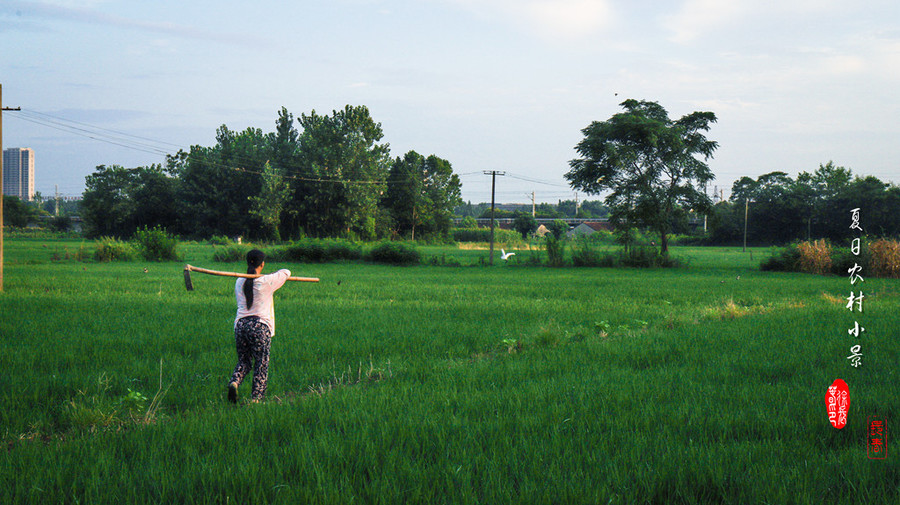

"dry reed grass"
[797, 240, 832, 275]
[868, 239, 900, 278]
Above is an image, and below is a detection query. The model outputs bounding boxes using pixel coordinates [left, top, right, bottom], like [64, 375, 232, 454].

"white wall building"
[3, 147, 35, 201]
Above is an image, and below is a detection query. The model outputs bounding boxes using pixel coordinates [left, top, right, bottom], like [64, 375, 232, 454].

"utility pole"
[0, 84, 21, 292]
[484, 170, 505, 265]
[55, 184, 60, 216]
[1, 83, 3, 292]
[531, 191, 535, 217]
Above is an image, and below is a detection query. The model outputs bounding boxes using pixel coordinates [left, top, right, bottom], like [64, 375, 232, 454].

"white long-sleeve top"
[234, 269, 291, 336]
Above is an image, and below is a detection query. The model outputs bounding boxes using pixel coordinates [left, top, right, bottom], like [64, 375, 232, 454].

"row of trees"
[565, 99, 899, 251]
[709, 163, 900, 245]
[69, 98, 900, 247]
[81, 105, 462, 241]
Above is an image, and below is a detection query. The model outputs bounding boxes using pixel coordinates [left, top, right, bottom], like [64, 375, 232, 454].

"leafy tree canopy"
[566, 99, 717, 253]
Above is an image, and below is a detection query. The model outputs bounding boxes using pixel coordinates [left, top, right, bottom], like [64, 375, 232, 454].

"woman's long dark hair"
[244, 249, 266, 309]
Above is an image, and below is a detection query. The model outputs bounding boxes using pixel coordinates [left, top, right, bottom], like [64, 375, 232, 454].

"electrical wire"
[11, 113, 171, 156]
[18, 109, 183, 150]
[10, 109, 410, 186]
[11, 109, 577, 194]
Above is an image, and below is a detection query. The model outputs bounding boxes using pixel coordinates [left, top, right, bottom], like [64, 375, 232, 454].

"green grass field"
[2, 238, 898, 504]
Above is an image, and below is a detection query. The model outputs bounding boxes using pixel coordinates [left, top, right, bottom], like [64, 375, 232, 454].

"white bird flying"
[501, 249, 516, 260]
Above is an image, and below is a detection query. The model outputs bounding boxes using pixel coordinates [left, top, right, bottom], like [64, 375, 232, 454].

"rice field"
[1, 237, 898, 504]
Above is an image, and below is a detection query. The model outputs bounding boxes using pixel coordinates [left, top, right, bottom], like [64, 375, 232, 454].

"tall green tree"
[130, 165, 180, 233]
[249, 161, 291, 241]
[2, 196, 38, 228]
[730, 171, 810, 244]
[513, 211, 538, 239]
[566, 99, 718, 254]
[269, 107, 300, 170]
[173, 126, 266, 239]
[383, 151, 462, 240]
[795, 161, 852, 239]
[383, 151, 425, 240]
[82, 165, 138, 238]
[82, 164, 179, 238]
[287, 105, 391, 239]
[829, 176, 900, 239]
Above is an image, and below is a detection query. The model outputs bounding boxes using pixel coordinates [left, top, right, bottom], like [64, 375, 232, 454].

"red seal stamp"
[868, 416, 886, 459]
[826, 379, 849, 429]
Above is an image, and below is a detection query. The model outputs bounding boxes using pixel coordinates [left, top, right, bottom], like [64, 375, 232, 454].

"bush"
[572, 245, 601, 267]
[545, 235, 566, 267]
[277, 239, 362, 263]
[569, 235, 681, 268]
[212, 244, 252, 263]
[831, 246, 867, 276]
[93, 238, 138, 262]
[133, 226, 180, 262]
[208, 235, 234, 246]
[547, 220, 569, 240]
[760, 245, 801, 272]
[572, 235, 606, 266]
[869, 239, 900, 278]
[670, 234, 709, 246]
[366, 242, 421, 265]
[50, 215, 72, 232]
[761, 239, 899, 278]
[452, 228, 522, 245]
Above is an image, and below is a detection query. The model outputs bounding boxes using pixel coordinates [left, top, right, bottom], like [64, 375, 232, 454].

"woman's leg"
[250, 323, 272, 400]
[230, 318, 254, 387]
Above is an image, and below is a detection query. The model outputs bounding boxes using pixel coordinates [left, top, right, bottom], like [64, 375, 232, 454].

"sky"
[2, 0, 898, 204]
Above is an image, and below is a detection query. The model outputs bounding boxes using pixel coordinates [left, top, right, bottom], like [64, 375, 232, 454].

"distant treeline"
[707, 163, 900, 245]
[80, 105, 463, 242]
[64, 105, 900, 246]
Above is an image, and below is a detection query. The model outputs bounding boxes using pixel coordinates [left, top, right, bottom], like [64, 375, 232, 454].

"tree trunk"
[660, 230, 669, 255]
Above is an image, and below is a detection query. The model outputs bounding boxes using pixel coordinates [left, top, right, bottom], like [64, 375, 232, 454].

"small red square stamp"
[826, 379, 850, 429]
[868, 416, 886, 460]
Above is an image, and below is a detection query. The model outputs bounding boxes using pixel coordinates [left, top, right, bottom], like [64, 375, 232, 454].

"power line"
[505, 172, 569, 187]
[20, 109, 184, 150]
[9, 109, 417, 186]
[11, 108, 575, 192]
[12, 113, 170, 156]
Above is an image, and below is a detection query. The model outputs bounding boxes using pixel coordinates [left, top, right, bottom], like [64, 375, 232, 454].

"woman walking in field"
[228, 249, 291, 403]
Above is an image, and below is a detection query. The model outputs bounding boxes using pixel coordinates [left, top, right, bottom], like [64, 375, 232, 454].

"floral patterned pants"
[230, 316, 272, 400]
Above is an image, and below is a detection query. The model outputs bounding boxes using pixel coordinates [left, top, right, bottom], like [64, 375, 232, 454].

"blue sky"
[2, 0, 898, 203]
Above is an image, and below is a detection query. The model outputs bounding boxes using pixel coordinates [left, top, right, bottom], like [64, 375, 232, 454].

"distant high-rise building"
[3, 147, 35, 201]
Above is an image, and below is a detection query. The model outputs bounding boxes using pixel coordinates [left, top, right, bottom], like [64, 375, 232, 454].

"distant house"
[567, 222, 612, 237]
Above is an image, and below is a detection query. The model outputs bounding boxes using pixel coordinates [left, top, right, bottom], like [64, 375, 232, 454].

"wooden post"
[1, 84, 4, 292]
[1, 85, 22, 292]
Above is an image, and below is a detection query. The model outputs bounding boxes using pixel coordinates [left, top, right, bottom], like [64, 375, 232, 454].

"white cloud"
[663, 0, 845, 44]
[664, 0, 748, 44]
[522, 0, 613, 39]
[4, 0, 265, 45]
[446, 0, 614, 39]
